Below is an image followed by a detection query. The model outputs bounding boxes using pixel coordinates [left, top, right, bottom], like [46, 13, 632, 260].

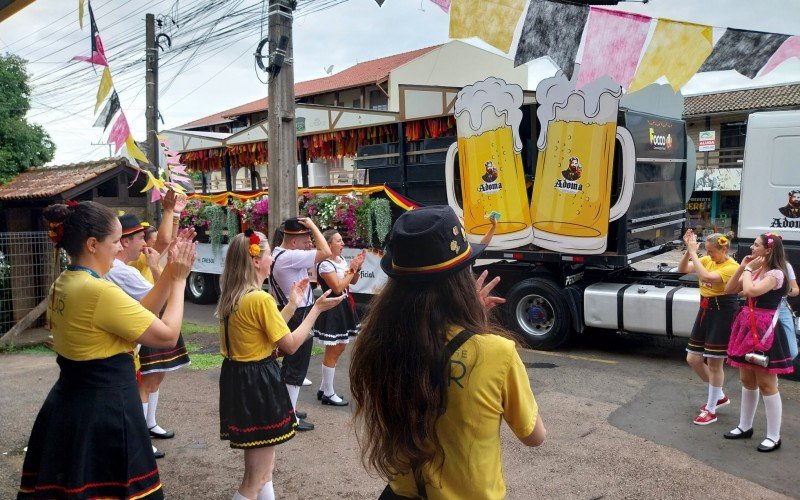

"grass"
[182, 322, 217, 335]
[2, 344, 56, 355]
[188, 353, 224, 371]
[311, 345, 324, 356]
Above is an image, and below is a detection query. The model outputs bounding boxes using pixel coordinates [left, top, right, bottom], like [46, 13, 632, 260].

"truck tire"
[186, 272, 218, 304]
[505, 278, 572, 350]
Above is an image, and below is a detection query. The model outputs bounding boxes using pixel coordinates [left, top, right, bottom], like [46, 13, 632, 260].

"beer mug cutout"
[531, 73, 635, 254]
[445, 77, 533, 249]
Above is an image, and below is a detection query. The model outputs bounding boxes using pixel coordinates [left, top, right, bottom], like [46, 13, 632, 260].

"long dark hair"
[349, 268, 514, 481]
[760, 233, 789, 294]
[42, 201, 117, 260]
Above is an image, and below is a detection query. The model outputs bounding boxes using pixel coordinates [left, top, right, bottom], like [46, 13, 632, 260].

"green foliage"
[202, 204, 226, 254]
[0, 54, 55, 184]
[372, 198, 392, 246]
[226, 207, 240, 238]
[182, 322, 218, 335]
[187, 353, 223, 370]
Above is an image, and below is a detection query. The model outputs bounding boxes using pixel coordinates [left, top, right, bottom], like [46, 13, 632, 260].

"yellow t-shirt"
[219, 290, 291, 362]
[48, 270, 156, 361]
[698, 255, 739, 297]
[390, 327, 538, 500]
[128, 253, 156, 285]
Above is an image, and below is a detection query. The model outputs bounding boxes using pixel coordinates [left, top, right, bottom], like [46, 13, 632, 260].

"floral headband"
[244, 229, 261, 257]
[717, 236, 728, 247]
[763, 232, 782, 249]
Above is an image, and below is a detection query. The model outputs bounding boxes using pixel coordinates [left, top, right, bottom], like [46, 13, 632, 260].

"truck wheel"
[505, 278, 572, 350]
[186, 272, 218, 304]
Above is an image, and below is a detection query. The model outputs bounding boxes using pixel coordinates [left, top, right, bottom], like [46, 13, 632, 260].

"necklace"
[67, 265, 101, 279]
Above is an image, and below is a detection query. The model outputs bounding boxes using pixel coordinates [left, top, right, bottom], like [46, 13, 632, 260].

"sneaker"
[693, 410, 717, 425]
[700, 395, 730, 412]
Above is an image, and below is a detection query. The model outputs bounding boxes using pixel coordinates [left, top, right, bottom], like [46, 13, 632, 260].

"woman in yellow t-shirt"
[19, 201, 195, 500]
[677, 229, 740, 426]
[215, 230, 343, 500]
[350, 206, 546, 500]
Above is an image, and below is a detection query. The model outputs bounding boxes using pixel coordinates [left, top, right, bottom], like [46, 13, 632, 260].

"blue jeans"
[779, 299, 798, 360]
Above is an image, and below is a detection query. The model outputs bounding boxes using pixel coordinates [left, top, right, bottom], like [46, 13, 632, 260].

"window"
[369, 90, 388, 111]
[719, 121, 746, 168]
[97, 177, 119, 197]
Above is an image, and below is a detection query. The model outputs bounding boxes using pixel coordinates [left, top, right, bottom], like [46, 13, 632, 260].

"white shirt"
[270, 246, 316, 307]
[318, 257, 350, 296]
[105, 258, 153, 301]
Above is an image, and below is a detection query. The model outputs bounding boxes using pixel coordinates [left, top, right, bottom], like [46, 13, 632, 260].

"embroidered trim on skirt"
[219, 356, 296, 449]
[139, 334, 191, 374]
[313, 299, 359, 346]
[19, 354, 163, 499]
[686, 295, 738, 358]
[727, 306, 795, 375]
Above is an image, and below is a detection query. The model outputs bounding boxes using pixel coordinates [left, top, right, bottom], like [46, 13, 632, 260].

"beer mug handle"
[609, 126, 636, 222]
[444, 142, 464, 218]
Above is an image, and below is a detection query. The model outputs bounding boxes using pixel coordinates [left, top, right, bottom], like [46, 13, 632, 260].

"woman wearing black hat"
[19, 201, 195, 499]
[350, 205, 546, 499]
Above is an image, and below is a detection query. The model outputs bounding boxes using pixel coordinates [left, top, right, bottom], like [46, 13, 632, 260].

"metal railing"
[0, 232, 65, 335]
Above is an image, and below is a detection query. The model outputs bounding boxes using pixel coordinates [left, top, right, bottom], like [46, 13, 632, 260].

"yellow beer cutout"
[445, 77, 534, 250]
[531, 72, 635, 254]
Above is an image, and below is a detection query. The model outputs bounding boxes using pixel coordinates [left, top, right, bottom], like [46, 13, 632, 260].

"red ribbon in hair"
[66, 200, 79, 208]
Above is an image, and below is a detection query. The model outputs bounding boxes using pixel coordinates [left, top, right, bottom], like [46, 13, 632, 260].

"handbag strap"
[747, 297, 781, 349]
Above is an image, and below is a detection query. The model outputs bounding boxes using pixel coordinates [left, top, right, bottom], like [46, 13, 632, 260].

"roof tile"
[0, 157, 133, 200]
[684, 83, 800, 116]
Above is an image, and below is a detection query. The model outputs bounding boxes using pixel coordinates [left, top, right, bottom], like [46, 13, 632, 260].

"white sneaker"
[302, 377, 312, 386]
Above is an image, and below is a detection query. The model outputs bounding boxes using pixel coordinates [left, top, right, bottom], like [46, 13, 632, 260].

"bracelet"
[744, 268, 752, 273]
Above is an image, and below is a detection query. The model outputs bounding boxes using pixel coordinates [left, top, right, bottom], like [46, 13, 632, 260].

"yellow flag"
[95, 67, 113, 113]
[449, 0, 526, 53]
[78, 0, 85, 29]
[629, 19, 712, 93]
[126, 135, 150, 164]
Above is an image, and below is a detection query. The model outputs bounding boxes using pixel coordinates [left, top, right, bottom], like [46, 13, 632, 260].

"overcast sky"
[1, 0, 799, 165]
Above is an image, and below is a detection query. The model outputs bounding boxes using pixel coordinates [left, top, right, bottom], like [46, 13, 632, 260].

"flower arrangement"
[301, 193, 394, 248]
[179, 200, 210, 230]
[250, 197, 269, 233]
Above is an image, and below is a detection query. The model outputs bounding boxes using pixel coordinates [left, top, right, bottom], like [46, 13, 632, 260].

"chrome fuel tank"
[583, 283, 701, 338]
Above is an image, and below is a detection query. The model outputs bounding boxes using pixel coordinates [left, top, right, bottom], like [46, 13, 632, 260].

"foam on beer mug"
[535, 72, 622, 149]
[454, 77, 524, 152]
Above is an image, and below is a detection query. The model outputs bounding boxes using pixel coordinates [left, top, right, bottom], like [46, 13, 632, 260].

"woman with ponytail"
[215, 230, 342, 500]
[678, 229, 740, 425]
[350, 206, 546, 499]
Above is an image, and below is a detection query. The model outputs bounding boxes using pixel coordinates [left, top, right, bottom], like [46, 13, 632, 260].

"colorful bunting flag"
[78, 0, 85, 29]
[514, 0, 589, 79]
[576, 9, 651, 90]
[70, 1, 107, 66]
[125, 135, 149, 164]
[629, 19, 712, 93]
[758, 36, 800, 77]
[450, 0, 527, 54]
[93, 91, 120, 130]
[94, 67, 113, 113]
[374, 0, 386, 5]
[429, 0, 451, 13]
[699, 28, 790, 79]
[108, 113, 131, 153]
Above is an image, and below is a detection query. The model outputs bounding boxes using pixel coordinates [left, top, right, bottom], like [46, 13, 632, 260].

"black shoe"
[296, 418, 315, 431]
[723, 427, 754, 440]
[153, 448, 165, 459]
[295, 411, 307, 420]
[321, 394, 349, 407]
[757, 438, 781, 452]
[317, 390, 323, 401]
[149, 426, 175, 439]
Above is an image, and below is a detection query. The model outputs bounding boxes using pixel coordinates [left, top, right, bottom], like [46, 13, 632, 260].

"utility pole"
[145, 13, 160, 224]
[267, 0, 297, 242]
[92, 140, 113, 157]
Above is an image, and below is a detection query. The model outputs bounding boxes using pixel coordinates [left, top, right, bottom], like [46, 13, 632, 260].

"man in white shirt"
[269, 217, 331, 431]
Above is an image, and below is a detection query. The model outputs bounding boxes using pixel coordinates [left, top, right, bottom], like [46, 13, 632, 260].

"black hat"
[282, 217, 310, 235]
[380, 205, 485, 280]
[119, 213, 145, 237]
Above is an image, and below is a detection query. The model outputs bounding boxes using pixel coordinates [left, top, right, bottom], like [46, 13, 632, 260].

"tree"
[0, 54, 55, 184]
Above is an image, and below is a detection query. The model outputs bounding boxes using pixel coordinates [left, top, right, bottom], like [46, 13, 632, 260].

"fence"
[0, 232, 64, 335]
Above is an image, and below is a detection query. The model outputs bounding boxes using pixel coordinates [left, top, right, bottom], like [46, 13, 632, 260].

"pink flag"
[108, 113, 130, 153]
[758, 36, 800, 77]
[577, 8, 650, 89]
[429, 0, 450, 12]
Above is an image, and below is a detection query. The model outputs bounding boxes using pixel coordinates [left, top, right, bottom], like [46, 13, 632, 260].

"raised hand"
[161, 189, 177, 212]
[289, 278, 310, 309]
[475, 270, 506, 310]
[312, 289, 346, 313]
[168, 240, 196, 280]
[174, 193, 189, 214]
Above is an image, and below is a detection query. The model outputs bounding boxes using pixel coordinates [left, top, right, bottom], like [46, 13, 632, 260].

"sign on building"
[698, 130, 715, 152]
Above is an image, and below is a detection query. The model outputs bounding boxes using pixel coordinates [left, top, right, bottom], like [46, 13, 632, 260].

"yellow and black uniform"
[389, 327, 538, 500]
[687, 256, 740, 358]
[19, 268, 163, 499]
[219, 290, 297, 448]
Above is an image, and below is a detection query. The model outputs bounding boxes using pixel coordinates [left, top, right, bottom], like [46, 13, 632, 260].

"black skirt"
[219, 356, 296, 449]
[18, 354, 162, 499]
[313, 297, 359, 345]
[139, 334, 191, 374]
[686, 295, 739, 358]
